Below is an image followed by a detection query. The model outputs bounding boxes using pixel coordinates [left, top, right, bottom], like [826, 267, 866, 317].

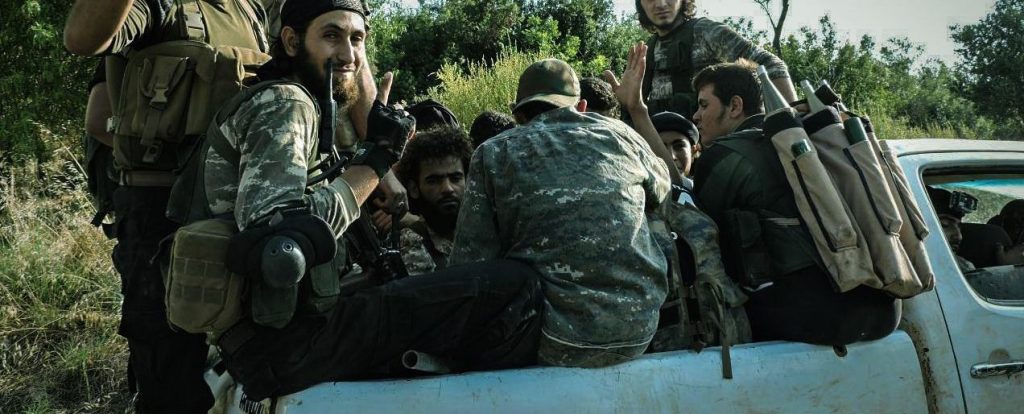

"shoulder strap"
[642, 34, 658, 100]
[178, 0, 208, 42]
[672, 18, 699, 95]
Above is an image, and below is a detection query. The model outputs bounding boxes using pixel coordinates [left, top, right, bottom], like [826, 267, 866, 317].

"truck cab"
[218, 139, 1024, 414]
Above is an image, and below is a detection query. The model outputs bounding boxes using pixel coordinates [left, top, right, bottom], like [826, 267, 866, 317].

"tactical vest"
[642, 18, 703, 118]
[107, 0, 270, 186]
[165, 80, 345, 337]
[712, 129, 824, 287]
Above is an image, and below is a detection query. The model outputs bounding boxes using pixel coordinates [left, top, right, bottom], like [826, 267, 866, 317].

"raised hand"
[603, 42, 648, 113]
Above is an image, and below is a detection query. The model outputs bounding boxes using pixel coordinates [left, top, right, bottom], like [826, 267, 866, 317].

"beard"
[420, 196, 461, 235]
[295, 45, 360, 111]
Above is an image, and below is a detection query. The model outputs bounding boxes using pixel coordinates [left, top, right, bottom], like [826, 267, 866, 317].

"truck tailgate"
[227, 331, 927, 413]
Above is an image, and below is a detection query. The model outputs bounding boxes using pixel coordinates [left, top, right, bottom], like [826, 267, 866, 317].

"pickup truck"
[216, 139, 1024, 414]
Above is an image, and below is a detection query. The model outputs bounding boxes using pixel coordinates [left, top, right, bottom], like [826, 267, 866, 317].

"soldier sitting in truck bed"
[690, 61, 900, 346]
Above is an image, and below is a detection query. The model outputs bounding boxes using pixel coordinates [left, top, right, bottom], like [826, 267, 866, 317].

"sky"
[612, 0, 997, 65]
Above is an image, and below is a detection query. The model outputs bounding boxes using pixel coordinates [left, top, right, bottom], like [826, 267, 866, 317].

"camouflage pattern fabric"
[665, 201, 752, 347]
[649, 18, 789, 105]
[448, 107, 671, 368]
[400, 227, 437, 275]
[204, 83, 361, 231]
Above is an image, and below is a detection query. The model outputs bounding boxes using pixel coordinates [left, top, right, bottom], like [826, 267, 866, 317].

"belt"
[120, 170, 176, 187]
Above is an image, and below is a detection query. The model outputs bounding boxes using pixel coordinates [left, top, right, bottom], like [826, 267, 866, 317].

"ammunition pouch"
[226, 210, 337, 328]
[165, 218, 245, 335]
[110, 40, 269, 175]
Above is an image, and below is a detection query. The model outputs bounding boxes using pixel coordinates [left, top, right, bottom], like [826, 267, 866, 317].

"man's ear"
[576, 99, 588, 113]
[728, 95, 745, 119]
[281, 26, 301, 57]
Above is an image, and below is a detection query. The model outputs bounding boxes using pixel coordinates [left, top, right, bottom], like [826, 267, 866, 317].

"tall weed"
[0, 154, 128, 413]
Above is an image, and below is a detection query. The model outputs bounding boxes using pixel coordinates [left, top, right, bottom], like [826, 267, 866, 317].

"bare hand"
[374, 170, 409, 216]
[603, 42, 648, 113]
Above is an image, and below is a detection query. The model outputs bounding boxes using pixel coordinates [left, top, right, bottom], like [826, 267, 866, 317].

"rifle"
[308, 59, 348, 186]
[305, 60, 409, 294]
[340, 207, 409, 295]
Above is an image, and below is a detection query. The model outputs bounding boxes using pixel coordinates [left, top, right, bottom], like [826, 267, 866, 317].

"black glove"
[351, 100, 416, 178]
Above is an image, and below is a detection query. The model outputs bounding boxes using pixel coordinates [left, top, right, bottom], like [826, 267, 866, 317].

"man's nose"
[441, 179, 455, 193]
[335, 41, 356, 65]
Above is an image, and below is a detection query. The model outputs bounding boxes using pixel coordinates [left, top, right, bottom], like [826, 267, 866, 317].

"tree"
[752, 0, 790, 54]
[0, 0, 92, 169]
[952, 0, 1024, 123]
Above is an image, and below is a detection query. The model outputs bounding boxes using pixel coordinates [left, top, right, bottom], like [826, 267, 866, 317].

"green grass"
[0, 158, 129, 414]
[423, 49, 545, 129]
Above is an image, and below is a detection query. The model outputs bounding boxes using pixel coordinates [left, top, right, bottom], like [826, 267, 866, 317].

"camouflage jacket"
[448, 107, 671, 367]
[203, 82, 361, 232]
[648, 18, 789, 105]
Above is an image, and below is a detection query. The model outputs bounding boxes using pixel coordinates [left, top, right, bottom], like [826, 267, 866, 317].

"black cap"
[651, 111, 699, 146]
[281, 0, 370, 31]
[407, 99, 460, 131]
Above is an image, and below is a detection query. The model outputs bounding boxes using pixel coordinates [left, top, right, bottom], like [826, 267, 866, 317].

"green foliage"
[0, 161, 129, 413]
[367, 0, 645, 102]
[0, 0, 93, 167]
[952, 0, 1024, 124]
[425, 49, 544, 126]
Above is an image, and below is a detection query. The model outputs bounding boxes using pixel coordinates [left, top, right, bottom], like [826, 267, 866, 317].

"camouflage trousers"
[112, 186, 212, 413]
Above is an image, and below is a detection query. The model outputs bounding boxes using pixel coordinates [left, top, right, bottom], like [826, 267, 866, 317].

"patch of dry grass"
[0, 157, 129, 414]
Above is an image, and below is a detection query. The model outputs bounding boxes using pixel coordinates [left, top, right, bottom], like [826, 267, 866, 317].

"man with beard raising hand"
[192, 0, 545, 399]
[395, 127, 474, 274]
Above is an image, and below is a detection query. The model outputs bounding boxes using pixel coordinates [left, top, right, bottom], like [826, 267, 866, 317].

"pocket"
[880, 147, 929, 240]
[790, 150, 858, 251]
[166, 219, 244, 334]
[844, 141, 903, 234]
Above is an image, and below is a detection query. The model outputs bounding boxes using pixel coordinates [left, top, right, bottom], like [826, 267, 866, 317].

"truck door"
[904, 150, 1024, 413]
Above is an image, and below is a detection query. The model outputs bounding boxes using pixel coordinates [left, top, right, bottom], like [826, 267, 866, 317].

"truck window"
[926, 175, 1024, 305]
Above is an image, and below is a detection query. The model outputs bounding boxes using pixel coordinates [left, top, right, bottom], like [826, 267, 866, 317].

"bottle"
[800, 80, 828, 113]
[758, 66, 790, 115]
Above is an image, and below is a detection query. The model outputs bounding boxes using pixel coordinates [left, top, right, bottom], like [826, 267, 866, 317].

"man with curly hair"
[395, 126, 473, 273]
[635, 0, 797, 119]
[580, 77, 619, 118]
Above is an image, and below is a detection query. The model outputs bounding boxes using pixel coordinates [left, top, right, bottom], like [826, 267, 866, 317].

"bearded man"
[187, 0, 544, 399]
[394, 126, 473, 273]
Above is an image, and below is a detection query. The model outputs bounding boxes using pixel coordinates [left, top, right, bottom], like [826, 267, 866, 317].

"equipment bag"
[862, 117, 935, 291]
[166, 218, 246, 334]
[762, 108, 880, 293]
[802, 107, 927, 297]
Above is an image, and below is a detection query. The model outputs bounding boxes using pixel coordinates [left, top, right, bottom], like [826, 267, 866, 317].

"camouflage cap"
[281, 0, 370, 30]
[512, 58, 580, 112]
